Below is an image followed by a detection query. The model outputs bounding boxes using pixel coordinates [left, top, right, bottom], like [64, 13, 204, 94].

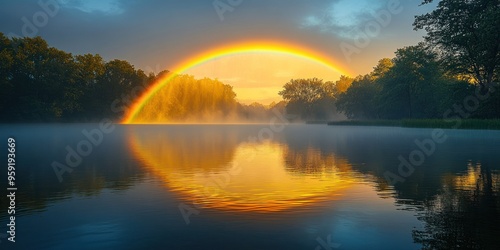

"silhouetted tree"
[377, 44, 446, 119]
[336, 75, 381, 119]
[133, 74, 239, 123]
[414, 0, 500, 93]
[279, 78, 339, 120]
[0, 34, 154, 122]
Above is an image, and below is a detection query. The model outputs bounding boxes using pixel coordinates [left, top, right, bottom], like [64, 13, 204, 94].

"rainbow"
[122, 40, 351, 124]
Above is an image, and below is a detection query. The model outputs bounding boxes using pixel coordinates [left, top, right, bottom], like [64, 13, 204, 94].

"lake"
[1, 124, 499, 249]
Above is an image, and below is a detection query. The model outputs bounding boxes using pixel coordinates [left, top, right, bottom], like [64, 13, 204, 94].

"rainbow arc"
[123, 40, 350, 124]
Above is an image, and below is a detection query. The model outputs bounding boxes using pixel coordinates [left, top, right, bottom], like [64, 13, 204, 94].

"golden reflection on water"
[442, 162, 500, 192]
[127, 126, 360, 213]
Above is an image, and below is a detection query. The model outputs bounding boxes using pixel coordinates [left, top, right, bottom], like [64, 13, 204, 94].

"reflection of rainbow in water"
[127, 127, 360, 213]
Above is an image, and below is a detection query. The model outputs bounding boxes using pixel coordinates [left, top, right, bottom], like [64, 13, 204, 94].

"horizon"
[0, 0, 435, 104]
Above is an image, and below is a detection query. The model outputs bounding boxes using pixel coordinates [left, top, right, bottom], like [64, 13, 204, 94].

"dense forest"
[0, 33, 284, 123]
[283, 47, 499, 121]
[280, 0, 499, 121]
[0, 0, 498, 123]
[0, 33, 158, 122]
[131, 74, 287, 123]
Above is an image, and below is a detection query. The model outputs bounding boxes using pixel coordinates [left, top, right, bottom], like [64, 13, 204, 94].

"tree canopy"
[134, 74, 239, 123]
[414, 0, 500, 91]
[0, 33, 153, 122]
[3, 0, 500, 126]
[278, 78, 344, 120]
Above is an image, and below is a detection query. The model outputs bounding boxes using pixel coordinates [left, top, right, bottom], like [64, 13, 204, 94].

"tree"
[74, 54, 105, 119]
[278, 78, 337, 120]
[0, 34, 157, 122]
[414, 0, 500, 92]
[95, 59, 149, 119]
[279, 78, 325, 103]
[334, 75, 354, 94]
[0, 33, 14, 120]
[336, 75, 381, 119]
[133, 74, 239, 123]
[4, 36, 79, 121]
[336, 59, 393, 119]
[371, 58, 394, 80]
[377, 44, 446, 119]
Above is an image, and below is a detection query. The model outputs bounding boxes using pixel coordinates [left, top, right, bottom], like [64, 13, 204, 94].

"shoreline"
[326, 119, 500, 131]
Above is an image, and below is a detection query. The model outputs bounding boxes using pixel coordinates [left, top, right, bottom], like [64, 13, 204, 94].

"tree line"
[132, 74, 281, 123]
[280, 0, 499, 121]
[0, 33, 283, 123]
[0, 32, 290, 123]
[1, 0, 498, 123]
[0, 33, 162, 122]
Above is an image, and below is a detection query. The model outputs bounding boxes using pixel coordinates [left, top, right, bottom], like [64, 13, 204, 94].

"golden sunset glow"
[122, 40, 351, 124]
[185, 52, 344, 104]
[126, 127, 358, 213]
[442, 162, 500, 192]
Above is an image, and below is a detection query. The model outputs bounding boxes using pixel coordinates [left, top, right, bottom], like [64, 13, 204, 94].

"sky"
[0, 0, 436, 104]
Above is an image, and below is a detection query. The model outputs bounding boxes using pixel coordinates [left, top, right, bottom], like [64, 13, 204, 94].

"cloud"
[300, 0, 386, 38]
[58, 0, 125, 15]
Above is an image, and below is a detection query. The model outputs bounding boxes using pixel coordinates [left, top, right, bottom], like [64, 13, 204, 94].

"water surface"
[1, 124, 499, 249]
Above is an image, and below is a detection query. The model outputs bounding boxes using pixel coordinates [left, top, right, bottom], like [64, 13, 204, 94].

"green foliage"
[377, 44, 447, 119]
[0, 35, 78, 121]
[336, 75, 381, 119]
[278, 78, 340, 120]
[336, 0, 500, 121]
[371, 58, 394, 79]
[3, 0, 500, 126]
[0, 33, 154, 122]
[335, 46, 486, 120]
[329, 119, 500, 130]
[401, 119, 500, 130]
[335, 59, 393, 119]
[0, 34, 287, 123]
[414, 0, 500, 91]
[333, 75, 354, 94]
[279, 78, 325, 104]
[135, 74, 238, 122]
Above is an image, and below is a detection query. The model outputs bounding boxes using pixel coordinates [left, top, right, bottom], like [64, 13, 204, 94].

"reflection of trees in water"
[281, 145, 353, 176]
[128, 125, 248, 173]
[6, 125, 500, 247]
[5, 154, 145, 214]
[281, 126, 500, 248]
[282, 137, 500, 248]
[282, 126, 407, 195]
[0, 126, 147, 219]
[413, 162, 500, 249]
